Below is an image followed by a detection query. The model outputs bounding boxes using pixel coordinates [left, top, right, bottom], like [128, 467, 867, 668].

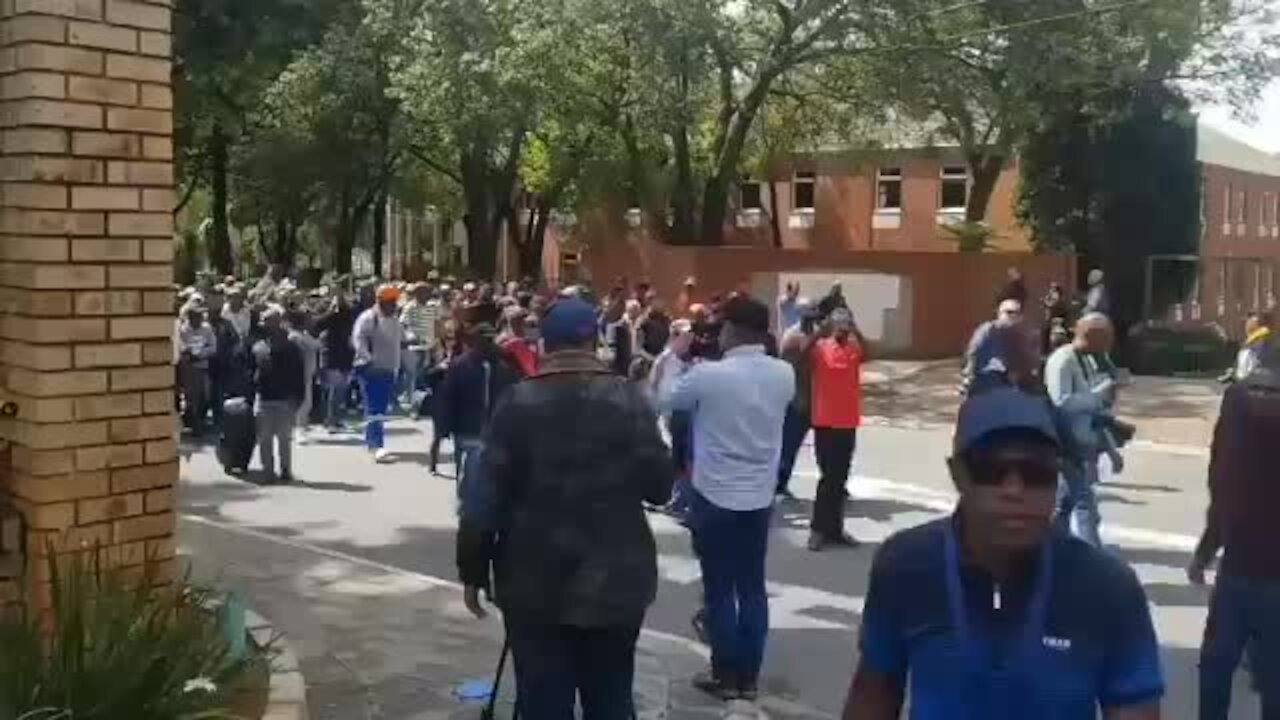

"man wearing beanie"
[457, 297, 673, 719]
[351, 284, 404, 463]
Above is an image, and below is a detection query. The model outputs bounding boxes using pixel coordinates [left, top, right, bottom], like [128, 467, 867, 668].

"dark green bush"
[0, 552, 261, 720]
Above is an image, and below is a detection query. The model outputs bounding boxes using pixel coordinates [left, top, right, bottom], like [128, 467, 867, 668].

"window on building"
[1237, 190, 1248, 223]
[793, 171, 816, 210]
[1225, 185, 1233, 225]
[940, 166, 969, 210]
[877, 167, 902, 210]
[740, 180, 764, 210]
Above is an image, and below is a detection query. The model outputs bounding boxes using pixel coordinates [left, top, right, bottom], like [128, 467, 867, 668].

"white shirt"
[662, 345, 795, 511]
[222, 305, 252, 339]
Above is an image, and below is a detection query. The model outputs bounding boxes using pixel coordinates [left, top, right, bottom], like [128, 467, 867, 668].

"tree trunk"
[272, 218, 291, 269]
[669, 122, 697, 245]
[767, 178, 783, 248]
[966, 154, 1006, 223]
[700, 86, 771, 246]
[515, 201, 552, 280]
[334, 205, 354, 275]
[208, 123, 233, 275]
[333, 195, 371, 276]
[372, 192, 387, 278]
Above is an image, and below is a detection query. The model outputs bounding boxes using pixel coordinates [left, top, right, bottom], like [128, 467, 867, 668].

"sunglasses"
[965, 456, 1059, 490]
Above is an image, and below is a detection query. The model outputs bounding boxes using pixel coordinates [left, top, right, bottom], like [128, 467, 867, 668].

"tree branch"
[407, 145, 463, 185]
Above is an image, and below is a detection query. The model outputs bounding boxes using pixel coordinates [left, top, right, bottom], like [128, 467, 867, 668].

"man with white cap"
[352, 284, 404, 463]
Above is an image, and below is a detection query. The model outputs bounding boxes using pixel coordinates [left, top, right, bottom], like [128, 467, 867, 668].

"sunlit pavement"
[179, 418, 1256, 719]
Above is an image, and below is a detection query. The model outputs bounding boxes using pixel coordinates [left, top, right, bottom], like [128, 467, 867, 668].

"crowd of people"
[174, 265, 1279, 719]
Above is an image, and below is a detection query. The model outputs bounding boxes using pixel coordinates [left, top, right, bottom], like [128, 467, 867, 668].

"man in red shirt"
[808, 308, 866, 551]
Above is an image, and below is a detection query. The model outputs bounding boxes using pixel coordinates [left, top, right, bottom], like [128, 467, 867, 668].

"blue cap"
[955, 387, 1060, 455]
[542, 298, 599, 350]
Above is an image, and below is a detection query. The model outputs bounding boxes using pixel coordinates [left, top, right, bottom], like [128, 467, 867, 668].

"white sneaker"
[297, 428, 310, 446]
[374, 449, 393, 464]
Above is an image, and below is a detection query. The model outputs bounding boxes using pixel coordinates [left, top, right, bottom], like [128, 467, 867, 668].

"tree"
[261, 5, 405, 275]
[386, 0, 567, 278]
[864, 0, 1279, 224]
[174, 0, 343, 274]
[1016, 0, 1280, 334]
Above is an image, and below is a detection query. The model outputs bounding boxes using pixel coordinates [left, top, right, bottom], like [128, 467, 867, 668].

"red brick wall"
[1184, 163, 1280, 334]
[577, 230, 1075, 358]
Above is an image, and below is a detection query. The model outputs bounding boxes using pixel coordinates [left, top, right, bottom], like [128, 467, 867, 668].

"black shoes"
[807, 531, 862, 552]
[692, 670, 740, 701]
[692, 669, 759, 702]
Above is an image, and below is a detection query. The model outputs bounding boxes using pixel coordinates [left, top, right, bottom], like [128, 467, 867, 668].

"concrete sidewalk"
[180, 516, 830, 720]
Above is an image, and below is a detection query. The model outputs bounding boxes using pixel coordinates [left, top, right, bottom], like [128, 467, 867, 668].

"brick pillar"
[0, 0, 176, 598]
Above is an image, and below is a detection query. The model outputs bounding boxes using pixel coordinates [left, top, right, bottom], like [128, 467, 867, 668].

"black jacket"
[456, 351, 674, 626]
[435, 345, 520, 439]
[1195, 367, 1280, 581]
[316, 308, 355, 372]
[252, 336, 306, 404]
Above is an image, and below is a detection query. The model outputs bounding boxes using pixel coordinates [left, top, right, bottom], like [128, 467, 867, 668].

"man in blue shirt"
[844, 388, 1163, 720]
[662, 295, 795, 700]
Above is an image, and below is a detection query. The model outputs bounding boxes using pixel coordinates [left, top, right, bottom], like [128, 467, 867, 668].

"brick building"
[1184, 124, 1280, 333]
[728, 148, 1029, 253]
[0, 0, 177, 608]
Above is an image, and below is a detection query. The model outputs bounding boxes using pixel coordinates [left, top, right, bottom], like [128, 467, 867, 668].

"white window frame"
[939, 165, 970, 212]
[876, 167, 903, 212]
[792, 171, 816, 212]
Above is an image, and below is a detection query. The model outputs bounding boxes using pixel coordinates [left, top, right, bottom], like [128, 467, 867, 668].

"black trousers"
[810, 427, 857, 537]
[506, 619, 641, 720]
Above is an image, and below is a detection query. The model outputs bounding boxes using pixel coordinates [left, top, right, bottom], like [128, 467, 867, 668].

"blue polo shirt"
[859, 519, 1163, 719]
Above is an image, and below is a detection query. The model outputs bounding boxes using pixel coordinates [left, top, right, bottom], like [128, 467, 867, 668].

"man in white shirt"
[661, 295, 795, 701]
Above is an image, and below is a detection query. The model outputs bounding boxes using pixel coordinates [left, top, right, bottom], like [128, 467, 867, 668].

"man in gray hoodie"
[352, 285, 404, 463]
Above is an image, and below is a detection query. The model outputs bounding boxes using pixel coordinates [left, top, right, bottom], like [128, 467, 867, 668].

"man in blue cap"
[456, 297, 674, 719]
[843, 387, 1163, 720]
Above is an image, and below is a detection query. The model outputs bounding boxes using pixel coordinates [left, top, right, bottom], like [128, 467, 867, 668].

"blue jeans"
[777, 407, 810, 494]
[1055, 451, 1101, 547]
[398, 348, 426, 402]
[1200, 574, 1280, 720]
[691, 491, 772, 686]
[506, 618, 641, 720]
[356, 366, 394, 450]
[455, 436, 482, 504]
[322, 369, 350, 429]
[667, 412, 693, 515]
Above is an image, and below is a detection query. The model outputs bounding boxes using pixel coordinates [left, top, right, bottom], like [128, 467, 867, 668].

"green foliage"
[0, 552, 261, 720]
[173, 0, 1280, 275]
[941, 222, 999, 253]
[1018, 87, 1201, 333]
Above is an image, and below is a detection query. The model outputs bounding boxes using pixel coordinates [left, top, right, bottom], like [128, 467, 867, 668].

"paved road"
[178, 419, 1255, 719]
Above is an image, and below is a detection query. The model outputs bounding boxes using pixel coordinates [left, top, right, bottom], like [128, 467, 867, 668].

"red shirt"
[811, 337, 863, 429]
[501, 338, 539, 378]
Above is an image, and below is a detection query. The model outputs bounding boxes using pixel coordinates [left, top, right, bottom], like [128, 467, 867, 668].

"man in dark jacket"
[436, 323, 519, 496]
[315, 294, 355, 432]
[1190, 338, 1280, 719]
[457, 297, 674, 719]
[252, 306, 306, 483]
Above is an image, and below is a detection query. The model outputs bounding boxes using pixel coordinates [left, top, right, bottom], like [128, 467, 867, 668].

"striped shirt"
[400, 300, 440, 347]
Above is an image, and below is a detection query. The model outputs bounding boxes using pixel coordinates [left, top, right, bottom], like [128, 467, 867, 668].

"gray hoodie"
[351, 307, 403, 374]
